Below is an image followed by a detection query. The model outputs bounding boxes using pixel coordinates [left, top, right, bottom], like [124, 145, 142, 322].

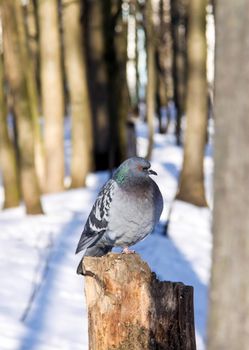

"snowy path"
[0, 184, 107, 350]
[18, 216, 87, 350]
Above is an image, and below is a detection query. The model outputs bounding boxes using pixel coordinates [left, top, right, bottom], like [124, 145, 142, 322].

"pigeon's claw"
[122, 247, 135, 254]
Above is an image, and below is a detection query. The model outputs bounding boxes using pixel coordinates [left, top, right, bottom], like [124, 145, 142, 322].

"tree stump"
[82, 253, 196, 350]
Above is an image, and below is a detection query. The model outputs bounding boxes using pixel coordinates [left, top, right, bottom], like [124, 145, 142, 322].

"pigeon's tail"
[76, 245, 112, 275]
[75, 231, 103, 254]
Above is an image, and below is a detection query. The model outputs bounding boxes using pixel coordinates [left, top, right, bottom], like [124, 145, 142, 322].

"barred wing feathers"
[75, 179, 116, 254]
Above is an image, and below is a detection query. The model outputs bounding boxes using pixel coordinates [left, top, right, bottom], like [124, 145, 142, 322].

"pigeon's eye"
[142, 166, 149, 171]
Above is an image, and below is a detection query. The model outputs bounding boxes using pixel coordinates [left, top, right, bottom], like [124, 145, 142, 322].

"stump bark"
[82, 253, 196, 350]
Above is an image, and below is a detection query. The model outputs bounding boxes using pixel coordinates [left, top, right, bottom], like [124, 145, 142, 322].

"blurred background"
[0, 0, 220, 350]
[2, 1, 249, 349]
[0, 0, 214, 213]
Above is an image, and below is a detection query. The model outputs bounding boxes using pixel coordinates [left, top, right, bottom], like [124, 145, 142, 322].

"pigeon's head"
[113, 157, 157, 185]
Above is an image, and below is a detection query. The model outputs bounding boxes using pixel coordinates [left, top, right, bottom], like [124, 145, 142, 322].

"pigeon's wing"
[75, 179, 116, 254]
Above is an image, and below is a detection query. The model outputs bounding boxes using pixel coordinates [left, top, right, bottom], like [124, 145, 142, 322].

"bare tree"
[23, 0, 39, 81]
[23, 0, 45, 192]
[38, 0, 64, 192]
[207, 1, 249, 349]
[171, 0, 188, 144]
[1, 0, 43, 214]
[84, 0, 130, 169]
[0, 42, 20, 208]
[155, 0, 174, 133]
[62, 0, 93, 188]
[145, 0, 156, 160]
[84, 0, 110, 170]
[104, 0, 129, 167]
[176, 0, 208, 207]
[134, 0, 141, 106]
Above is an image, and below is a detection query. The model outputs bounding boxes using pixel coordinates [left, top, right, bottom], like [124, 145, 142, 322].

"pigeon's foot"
[122, 247, 135, 254]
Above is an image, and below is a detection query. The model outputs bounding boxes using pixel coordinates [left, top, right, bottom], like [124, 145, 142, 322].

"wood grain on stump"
[83, 253, 196, 350]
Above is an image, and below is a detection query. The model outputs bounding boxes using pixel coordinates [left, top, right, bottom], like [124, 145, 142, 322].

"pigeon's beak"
[148, 169, 157, 176]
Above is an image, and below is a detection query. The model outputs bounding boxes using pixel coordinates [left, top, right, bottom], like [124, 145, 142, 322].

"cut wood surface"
[83, 253, 196, 350]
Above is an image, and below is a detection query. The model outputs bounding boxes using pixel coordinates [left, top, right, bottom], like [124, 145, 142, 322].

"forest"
[0, 0, 210, 213]
[1, 1, 249, 350]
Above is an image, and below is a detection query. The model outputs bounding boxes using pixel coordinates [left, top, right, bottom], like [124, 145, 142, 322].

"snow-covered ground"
[0, 119, 213, 350]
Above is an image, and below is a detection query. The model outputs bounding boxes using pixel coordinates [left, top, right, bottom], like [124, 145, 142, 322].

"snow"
[0, 119, 212, 350]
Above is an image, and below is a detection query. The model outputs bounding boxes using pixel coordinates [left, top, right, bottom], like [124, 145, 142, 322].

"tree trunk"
[113, 2, 129, 165]
[145, 0, 156, 161]
[22, 0, 45, 192]
[82, 253, 196, 350]
[127, 2, 138, 109]
[171, 0, 188, 145]
[155, 0, 174, 134]
[207, 1, 249, 350]
[84, 0, 110, 170]
[134, 0, 141, 105]
[23, 0, 39, 84]
[1, 0, 43, 214]
[62, 0, 93, 188]
[38, 0, 65, 193]
[0, 48, 20, 208]
[105, 0, 129, 168]
[161, 0, 174, 103]
[176, 0, 208, 207]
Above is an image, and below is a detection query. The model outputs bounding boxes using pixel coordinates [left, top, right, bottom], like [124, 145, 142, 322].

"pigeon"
[75, 157, 163, 274]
